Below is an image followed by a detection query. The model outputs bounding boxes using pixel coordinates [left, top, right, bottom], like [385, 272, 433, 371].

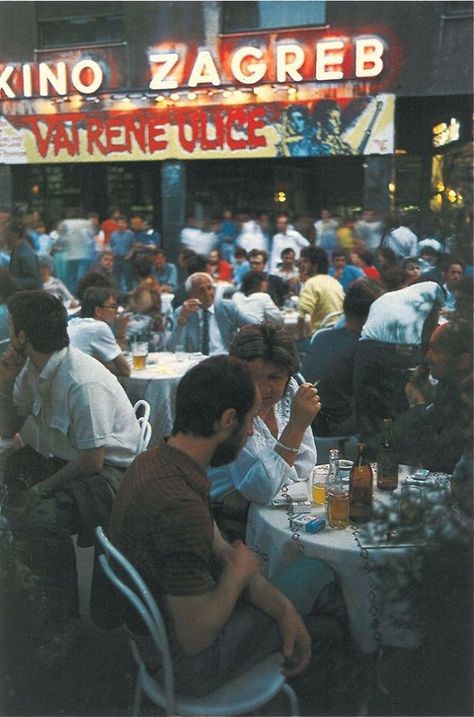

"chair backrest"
[134, 400, 152, 453]
[95, 526, 175, 713]
[319, 310, 343, 329]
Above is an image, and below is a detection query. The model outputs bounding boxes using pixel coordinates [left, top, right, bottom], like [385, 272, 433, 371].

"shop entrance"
[185, 156, 365, 223]
[11, 155, 365, 234]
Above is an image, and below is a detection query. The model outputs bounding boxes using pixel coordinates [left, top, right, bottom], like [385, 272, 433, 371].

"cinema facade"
[0, 1, 471, 253]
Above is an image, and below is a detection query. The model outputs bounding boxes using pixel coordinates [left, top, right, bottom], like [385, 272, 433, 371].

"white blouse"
[208, 378, 317, 504]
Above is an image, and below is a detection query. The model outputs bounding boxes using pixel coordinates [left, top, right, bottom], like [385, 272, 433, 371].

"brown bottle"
[377, 419, 399, 491]
[349, 443, 373, 523]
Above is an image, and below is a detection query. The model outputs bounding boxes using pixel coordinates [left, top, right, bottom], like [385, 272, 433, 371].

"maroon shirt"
[109, 440, 215, 610]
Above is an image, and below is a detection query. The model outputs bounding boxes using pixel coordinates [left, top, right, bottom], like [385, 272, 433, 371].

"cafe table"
[282, 311, 312, 341]
[120, 351, 206, 446]
[246, 465, 451, 654]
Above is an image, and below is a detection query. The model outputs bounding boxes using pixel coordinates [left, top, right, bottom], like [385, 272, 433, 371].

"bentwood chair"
[96, 526, 299, 717]
[133, 400, 152, 453]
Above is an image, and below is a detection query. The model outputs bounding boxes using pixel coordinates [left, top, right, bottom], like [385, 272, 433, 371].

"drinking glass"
[131, 341, 148, 370]
[311, 469, 326, 506]
[326, 487, 350, 528]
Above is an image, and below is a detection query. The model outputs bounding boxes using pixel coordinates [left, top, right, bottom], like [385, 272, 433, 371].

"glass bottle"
[325, 448, 349, 529]
[349, 443, 373, 523]
[377, 419, 399, 491]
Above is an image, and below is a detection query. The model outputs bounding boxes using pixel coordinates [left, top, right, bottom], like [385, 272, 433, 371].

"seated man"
[353, 280, 445, 458]
[329, 250, 364, 291]
[272, 247, 301, 296]
[151, 248, 178, 292]
[0, 291, 139, 657]
[168, 272, 256, 354]
[392, 319, 472, 474]
[68, 286, 131, 377]
[39, 254, 77, 306]
[302, 281, 382, 436]
[102, 356, 347, 702]
[441, 258, 465, 314]
[248, 249, 289, 308]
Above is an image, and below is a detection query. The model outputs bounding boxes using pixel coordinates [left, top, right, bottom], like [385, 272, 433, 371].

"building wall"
[0, 1, 471, 97]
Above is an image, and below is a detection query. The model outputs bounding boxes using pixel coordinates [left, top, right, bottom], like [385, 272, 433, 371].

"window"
[221, 0, 326, 33]
[36, 1, 124, 48]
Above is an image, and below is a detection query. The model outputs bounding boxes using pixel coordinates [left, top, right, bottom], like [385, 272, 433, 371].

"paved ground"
[2, 545, 471, 717]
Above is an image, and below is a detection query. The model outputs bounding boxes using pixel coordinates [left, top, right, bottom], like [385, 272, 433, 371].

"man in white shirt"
[269, 213, 309, 273]
[68, 286, 130, 377]
[169, 273, 256, 354]
[314, 209, 338, 255]
[180, 216, 216, 257]
[0, 291, 139, 660]
[236, 216, 269, 255]
[353, 281, 445, 457]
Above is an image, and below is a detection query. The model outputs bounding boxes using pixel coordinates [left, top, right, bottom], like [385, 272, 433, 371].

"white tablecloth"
[120, 352, 206, 445]
[283, 311, 312, 341]
[246, 465, 425, 654]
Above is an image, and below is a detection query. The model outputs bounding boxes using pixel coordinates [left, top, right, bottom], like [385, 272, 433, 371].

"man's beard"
[209, 425, 246, 467]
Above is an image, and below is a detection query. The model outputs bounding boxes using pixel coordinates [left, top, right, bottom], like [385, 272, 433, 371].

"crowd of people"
[0, 202, 472, 713]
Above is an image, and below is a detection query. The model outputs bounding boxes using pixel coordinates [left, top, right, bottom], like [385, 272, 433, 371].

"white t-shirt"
[68, 317, 121, 363]
[180, 227, 217, 256]
[360, 281, 445, 345]
[236, 220, 269, 254]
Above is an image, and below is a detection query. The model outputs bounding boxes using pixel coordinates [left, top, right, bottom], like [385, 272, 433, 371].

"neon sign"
[0, 29, 390, 100]
[149, 36, 385, 91]
[0, 59, 103, 98]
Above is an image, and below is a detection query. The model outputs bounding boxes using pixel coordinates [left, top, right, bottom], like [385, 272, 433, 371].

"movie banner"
[0, 94, 394, 164]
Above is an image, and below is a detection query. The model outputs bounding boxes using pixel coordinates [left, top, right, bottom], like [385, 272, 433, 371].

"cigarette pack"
[287, 500, 312, 514]
[290, 514, 326, 533]
[272, 497, 312, 513]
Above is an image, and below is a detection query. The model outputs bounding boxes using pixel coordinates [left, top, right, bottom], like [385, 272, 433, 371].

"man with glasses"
[68, 286, 130, 377]
[248, 249, 288, 308]
[169, 272, 256, 355]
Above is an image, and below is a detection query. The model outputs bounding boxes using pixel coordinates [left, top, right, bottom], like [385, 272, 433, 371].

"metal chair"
[96, 526, 299, 717]
[309, 311, 344, 345]
[133, 400, 152, 453]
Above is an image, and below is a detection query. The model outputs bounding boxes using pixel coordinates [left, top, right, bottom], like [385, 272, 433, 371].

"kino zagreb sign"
[0, 33, 387, 98]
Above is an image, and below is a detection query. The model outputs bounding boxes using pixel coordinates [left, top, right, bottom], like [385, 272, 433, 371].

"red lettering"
[226, 108, 247, 150]
[52, 122, 77, 157]
[148, 119, 167, 151]
[104, 119, 129, 153]
[247, 106, 267, 148]
[177, 113, 198, 153]
[200, 110, 224, 150]
[20, 117, 54, 158]
[87, 118, 106, 154]
[124, 115, 147, 152]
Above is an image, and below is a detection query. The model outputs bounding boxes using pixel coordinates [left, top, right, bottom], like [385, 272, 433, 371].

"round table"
[246, 465, 433, 654]
[282, 311, 312, 341]
[120, 352, 206, 445]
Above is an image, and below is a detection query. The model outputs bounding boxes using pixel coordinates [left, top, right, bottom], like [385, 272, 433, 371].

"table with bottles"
[246, 463, 450, 654]
[119, 351, 206, 446]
